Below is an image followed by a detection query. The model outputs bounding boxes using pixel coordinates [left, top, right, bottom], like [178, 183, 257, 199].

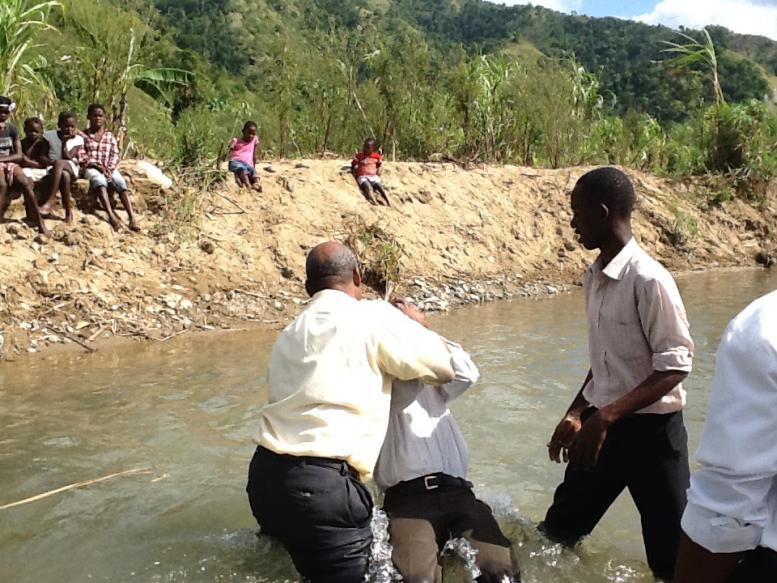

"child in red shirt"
[351, 138, 390, 206]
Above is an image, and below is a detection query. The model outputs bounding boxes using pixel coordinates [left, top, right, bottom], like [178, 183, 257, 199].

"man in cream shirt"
[247, 241, 454, 583]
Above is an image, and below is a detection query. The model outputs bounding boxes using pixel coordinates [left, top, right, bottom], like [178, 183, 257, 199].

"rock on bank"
[0, 160, 774, 359]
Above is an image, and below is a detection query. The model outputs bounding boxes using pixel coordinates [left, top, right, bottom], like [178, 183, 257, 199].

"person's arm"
[77, 134, 90, 167]
[374, 301, 454, 386]
[548, 370, 592, 463]
[439, 341, 479, 401]
[569, 275, 693, 469]
[31, 140, 51, 168]
[253, 138, 260, 166]
[0, 132, 23, 163]
[675, 314, 777, 581]
[105, 135, 119, 174]
[674, 533, 744, 583]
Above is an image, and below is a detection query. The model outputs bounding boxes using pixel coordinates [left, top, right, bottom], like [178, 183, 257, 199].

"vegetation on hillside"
[0, 0, 775, 202]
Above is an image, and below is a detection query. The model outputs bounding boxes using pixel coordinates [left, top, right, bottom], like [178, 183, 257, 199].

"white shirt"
[256, 289, 454, 481]
[681, 290, 777, 554]
[374, 340, 478, 491]
[583, 238, 694, 414]
[44, 129, 83, 166]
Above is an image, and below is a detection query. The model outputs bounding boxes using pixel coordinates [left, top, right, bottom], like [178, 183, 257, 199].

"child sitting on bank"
[351, 138, 390, 206]
[78, 103, 139, 232]
[228, 121, 261, 192]
[20, 117, 51, 183]
[39, 111, 84, 225]
[0, 97, 49, 236]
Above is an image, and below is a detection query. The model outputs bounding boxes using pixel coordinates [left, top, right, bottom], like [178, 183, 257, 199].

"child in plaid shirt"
[79, 103, 139, 232]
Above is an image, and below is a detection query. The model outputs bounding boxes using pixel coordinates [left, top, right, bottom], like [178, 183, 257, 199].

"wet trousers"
[541, 410, 689, 581]
[246, 446, 373, 583]
[384, 477, 515, 582]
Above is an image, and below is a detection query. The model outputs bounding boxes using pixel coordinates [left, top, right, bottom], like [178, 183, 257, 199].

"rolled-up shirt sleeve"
[373, 303, 454, 386]
[637, 275, 694, 372]
[682, 306, 777, 553]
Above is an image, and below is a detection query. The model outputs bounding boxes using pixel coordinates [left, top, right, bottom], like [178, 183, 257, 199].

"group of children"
[0, 97, 139, 236]
[228, 124, 391, 207]
[3, 107, 393, 236]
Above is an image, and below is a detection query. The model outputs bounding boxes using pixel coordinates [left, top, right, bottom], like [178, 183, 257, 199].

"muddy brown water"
[2, 269, 776, 582]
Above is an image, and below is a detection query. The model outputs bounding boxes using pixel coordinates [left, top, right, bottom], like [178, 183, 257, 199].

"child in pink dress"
[228, 121, 261, 192]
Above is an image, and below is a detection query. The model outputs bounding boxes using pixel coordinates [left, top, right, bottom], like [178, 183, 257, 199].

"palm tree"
[662, 28, 725, 106]
[0, 0, 62, 109]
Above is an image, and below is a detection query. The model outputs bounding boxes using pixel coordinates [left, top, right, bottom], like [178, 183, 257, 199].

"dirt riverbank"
[0, 160, 774, 359]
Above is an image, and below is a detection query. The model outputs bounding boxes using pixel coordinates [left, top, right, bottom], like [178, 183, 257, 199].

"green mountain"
[147, 0, 776, 123]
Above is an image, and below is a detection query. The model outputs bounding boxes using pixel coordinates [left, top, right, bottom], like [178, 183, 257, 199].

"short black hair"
[574, 167, 636, 218]
[24, 117, 43, 129]
[364, 137, 378, 147]
[58, 111, 77, 126]
[305, 245, 358, 295]
[243, 120, 257, 131]
[87, 103, 105, 116]
[0, 96, 12, 107]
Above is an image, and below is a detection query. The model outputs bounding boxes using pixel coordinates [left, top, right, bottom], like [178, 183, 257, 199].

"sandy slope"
[0, 159, 774, 359]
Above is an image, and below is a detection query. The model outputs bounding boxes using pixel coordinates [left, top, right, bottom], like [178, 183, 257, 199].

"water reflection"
[0, 269, 775, 582]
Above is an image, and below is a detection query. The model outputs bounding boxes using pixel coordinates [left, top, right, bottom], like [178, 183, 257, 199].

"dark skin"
[304, 241, 363, 300]
[0, 108, 50, 236]
[233, 126, 262, 192]
[40, 116, 81, 224]
[353, 140, 391, 207]
[84, 108, 139, 232]
[673, 533, 744, 583]
[20, 121, 50, 169]
[547, 187, 688, 470]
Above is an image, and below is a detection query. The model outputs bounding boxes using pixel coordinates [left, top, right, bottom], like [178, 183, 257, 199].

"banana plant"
[0, 0, 62, 111]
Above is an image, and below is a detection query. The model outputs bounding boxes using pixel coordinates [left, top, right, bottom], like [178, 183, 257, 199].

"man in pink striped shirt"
[541, 167, 694, 581]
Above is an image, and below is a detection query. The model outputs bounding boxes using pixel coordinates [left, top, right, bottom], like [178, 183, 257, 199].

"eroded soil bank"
[0, 160, 774, 359]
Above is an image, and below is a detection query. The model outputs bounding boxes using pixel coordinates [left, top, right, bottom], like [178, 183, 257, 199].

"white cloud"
[493, 0, 583, 12]
[636, 0, 777, 41]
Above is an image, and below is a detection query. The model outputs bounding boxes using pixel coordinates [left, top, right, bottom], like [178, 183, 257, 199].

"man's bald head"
[305, 241, 362, 298]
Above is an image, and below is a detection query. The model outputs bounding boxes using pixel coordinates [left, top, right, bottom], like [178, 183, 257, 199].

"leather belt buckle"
[424, 475, 439, 490]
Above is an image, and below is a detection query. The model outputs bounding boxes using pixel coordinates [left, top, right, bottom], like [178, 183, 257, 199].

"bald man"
[247, 241, 455, 583]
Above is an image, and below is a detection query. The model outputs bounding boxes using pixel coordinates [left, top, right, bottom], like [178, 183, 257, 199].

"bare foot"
[252, 182, 262, 193]
[109, 218, 124, 232]
[38, 223, 51, 237]
[65, 213, 74, 226]
[39, 203, 54, 216]
[128, 221, 141, 232]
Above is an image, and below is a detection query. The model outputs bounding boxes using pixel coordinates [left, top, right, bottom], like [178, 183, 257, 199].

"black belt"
[386, 473, 473, 497]
[256, 446, 360, 479]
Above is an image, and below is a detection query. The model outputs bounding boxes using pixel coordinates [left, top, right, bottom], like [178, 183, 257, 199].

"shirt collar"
[597, 237, 639, 281]
[311, 288, 358, 303]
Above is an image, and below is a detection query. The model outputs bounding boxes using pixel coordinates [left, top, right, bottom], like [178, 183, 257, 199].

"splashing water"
[365, 508, 402, 583]
[441, 538, 482, 579]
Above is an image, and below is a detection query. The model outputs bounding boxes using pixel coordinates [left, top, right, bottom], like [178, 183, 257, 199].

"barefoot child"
[78, 103, 140, 232]
[0, 97, 50, 236]
[40, 111, 84, 225]
[228, 121, 262, 192]
[20, 117, 51, 182]
[351, 138, 390, 206]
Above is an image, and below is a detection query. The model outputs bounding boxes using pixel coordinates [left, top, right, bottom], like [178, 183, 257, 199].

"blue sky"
[497, 1, 777, 40]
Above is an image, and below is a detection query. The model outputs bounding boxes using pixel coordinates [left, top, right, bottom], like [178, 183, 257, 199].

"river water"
[1, 269, 776, 583]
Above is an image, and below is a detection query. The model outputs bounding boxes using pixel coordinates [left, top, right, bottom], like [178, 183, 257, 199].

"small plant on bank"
[343, 219, 404, 299]
[668, 210, 699, 248]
